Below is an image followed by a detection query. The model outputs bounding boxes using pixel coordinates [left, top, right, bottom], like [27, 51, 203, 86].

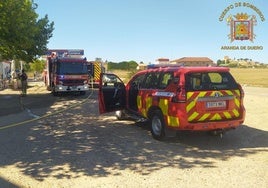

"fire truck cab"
[44, 49, 89, 96]
[98, 66, 246, 140]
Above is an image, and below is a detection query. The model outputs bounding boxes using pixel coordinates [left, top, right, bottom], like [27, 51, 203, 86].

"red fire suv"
[98, 66, 245, 140]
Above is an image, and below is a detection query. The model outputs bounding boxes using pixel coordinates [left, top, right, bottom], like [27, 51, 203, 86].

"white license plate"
[206, 101, 226, 108]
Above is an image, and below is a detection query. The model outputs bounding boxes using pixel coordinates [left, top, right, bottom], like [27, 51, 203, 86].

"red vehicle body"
[98, 66, 246, 140]
[44, 49, 89, 95]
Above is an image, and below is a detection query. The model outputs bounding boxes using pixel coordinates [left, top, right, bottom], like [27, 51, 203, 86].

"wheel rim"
[152, 116, 162, 136]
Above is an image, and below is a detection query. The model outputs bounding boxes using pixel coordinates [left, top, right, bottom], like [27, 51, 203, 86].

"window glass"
[130, 74, 146, 89]
[143, 72, 161, 89]
[186, 72, 238, 91]
[159, 72, 174, 89]
[56, 62, 88, 74]
[102, 74, 122, 87]
[208, 72, 222, 83]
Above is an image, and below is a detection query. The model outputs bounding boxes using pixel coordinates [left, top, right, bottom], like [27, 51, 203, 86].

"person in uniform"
[19, 69, 28, 96]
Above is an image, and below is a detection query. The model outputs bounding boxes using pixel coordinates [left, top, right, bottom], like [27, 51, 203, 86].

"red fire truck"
[44, 49, 89, 96]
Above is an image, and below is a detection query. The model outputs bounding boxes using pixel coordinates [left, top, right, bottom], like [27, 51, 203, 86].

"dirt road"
[0, 86, 267, 188]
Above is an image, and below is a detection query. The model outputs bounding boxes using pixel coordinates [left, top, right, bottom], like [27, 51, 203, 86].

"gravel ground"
[0, 85, 267, 188]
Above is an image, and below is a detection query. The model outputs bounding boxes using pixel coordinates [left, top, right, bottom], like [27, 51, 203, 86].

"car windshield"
[56, 62, 88, 75]
[185, 72, 238, 91]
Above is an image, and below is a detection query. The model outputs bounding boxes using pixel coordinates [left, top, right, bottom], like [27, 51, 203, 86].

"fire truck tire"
[150, 110, 165, 140]
[52, 87, 58, 96]
[52, 91, 58, 96]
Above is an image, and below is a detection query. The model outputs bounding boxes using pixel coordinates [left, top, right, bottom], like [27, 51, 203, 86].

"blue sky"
[35, 0, 268, 64]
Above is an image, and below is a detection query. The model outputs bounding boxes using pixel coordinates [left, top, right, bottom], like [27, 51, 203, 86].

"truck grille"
[62, 79, 84, 86]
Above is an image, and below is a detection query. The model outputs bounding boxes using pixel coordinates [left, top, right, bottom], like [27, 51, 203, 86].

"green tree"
[30, 59, 45, 73]
[0, 0, 54, 62]
[107, 61, 138, 70]
[217, 59, 224, 66]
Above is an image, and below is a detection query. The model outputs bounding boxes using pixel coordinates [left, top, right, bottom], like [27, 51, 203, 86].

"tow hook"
[210, 129, 225, 138]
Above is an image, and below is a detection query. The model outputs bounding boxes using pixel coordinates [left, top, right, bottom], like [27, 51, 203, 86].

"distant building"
[170, 57, 215, 66]
[155, 58, 170, 64]
[137, 63, 147, 70]
[0, 61, 11, 79]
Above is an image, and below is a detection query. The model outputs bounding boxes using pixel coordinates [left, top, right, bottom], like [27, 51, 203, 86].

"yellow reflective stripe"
[187, 92, 206, 113]
[186, 101, 196, 112]
[234, 98, 240, 108]
[198, 91, 207, 97]
[233, 109, 239, 117]
[210, 91, 223, 96]
[225, 90, 233, 95]
[140, 97, 152, 118]
[167, 116, 179, 127]
[235, 89, 240, 96]
[198, 113, 210, 121]
[159, 99, 168, 115]
[141, 109, 146, 117]
[146, 97, 152, 111]
[94, 63, 101, 80]
[137, 95, 142, 109]
[210, 113, 221, 121]
[137, 96, 152, 118]
[188, 112, 199, 121]
[187, 92, 194, 99]
[223, 112, 232, 119]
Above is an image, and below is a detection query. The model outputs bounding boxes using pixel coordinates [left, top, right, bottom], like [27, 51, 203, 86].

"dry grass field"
[109, 68, 268, 88]
[107, 69, 136, 83]
[230, 68, 268, 87]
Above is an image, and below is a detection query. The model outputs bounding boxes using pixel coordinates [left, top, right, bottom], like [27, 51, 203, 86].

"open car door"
[98, 73, 126, 114]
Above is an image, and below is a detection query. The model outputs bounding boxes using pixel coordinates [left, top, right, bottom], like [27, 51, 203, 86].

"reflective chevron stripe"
[94, 62, 101, 81]
[186, 90, 241, 122]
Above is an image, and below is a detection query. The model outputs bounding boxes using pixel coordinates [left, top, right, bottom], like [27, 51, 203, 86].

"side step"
[115, 110, 148, 123]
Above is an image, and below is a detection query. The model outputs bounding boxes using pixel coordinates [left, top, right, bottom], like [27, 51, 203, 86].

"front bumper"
[54, 84, 89, 92]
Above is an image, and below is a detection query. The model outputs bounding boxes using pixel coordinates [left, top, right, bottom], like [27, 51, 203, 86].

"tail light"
[172, 86, 186, 102]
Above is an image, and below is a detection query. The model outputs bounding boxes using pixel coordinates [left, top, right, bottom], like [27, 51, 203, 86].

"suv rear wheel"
[150, 110, 165, 140]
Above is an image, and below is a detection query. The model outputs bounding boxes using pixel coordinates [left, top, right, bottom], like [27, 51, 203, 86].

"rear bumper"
[171, 119, 244, 131]
[54, 84, 89, 92]
[168, 105, 246, 131]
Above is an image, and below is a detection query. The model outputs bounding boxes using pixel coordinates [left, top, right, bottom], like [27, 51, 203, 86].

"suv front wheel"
[150, 110, 165, 140]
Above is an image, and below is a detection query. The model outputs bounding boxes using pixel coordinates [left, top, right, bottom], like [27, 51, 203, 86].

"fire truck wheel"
[52, 91, 58, 96]
[52, 87, 58, 96]
[150, 110, 165, 140]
